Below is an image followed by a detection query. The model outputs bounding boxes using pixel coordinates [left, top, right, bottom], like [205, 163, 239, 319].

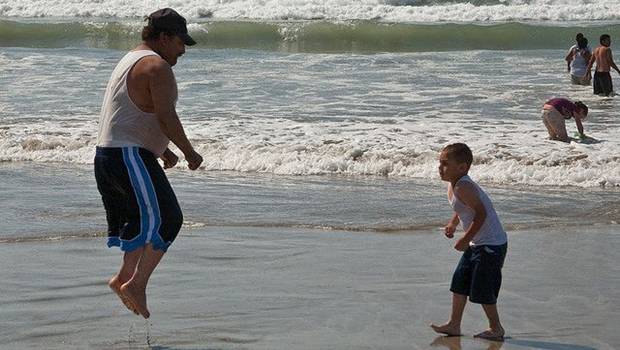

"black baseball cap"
[147, 8, 196, 46]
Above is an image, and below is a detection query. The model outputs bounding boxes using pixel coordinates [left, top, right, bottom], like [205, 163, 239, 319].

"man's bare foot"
[473, 328, 505, 341]
[108, 275, 138, 315]
[120, 281, 150, 319]
[430, 322, 462, 336]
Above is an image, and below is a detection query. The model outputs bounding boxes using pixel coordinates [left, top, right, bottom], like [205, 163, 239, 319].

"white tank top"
[97, 50, 169, 156]
[448, 175, 507, 246]
[570, 46, 591, 77]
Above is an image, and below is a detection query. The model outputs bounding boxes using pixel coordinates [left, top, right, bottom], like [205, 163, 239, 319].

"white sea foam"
[1, 114, 618, 188]
[0, 0, 620, 22]
[1, 48, 618, 189]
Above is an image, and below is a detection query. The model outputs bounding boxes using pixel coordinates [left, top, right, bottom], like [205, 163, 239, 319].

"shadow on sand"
[431, 336, 599, 350]
[505, 339, 598, 350]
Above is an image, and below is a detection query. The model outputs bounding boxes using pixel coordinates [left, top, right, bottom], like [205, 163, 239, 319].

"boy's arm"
[444, 213, 460, 238]
[453, 183, 487, 251]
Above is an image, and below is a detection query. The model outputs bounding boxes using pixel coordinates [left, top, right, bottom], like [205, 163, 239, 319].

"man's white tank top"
[97, 50, 169, 156]
[448, 175, 507, 246]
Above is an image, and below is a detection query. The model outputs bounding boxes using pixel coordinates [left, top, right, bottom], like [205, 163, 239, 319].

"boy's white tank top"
[97, 50, 169, 156]
[448, 175, 507, 246]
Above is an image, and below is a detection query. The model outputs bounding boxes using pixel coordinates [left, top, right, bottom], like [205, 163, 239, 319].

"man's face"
[602, 38, 611, 47]
[161, 35, 186, 66]
[438, 151, 467, 182]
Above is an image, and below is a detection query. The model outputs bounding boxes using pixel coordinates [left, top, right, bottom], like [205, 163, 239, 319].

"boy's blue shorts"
[450, 243, 507, 305]
[94, 147, 183, 253]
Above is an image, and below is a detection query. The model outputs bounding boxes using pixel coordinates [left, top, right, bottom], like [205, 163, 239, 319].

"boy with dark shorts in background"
[430, 143, 508, 341]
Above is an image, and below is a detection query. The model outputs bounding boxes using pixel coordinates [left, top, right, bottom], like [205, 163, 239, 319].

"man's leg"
[120, 244, 165, 319]
[109, 247, 144, 314]
[430, 293, 467, 336]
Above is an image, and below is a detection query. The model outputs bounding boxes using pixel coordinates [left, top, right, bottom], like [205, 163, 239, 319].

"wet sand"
[1, 225, 618, 349]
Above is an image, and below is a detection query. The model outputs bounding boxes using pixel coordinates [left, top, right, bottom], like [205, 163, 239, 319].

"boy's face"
[438, 150, 469, 182]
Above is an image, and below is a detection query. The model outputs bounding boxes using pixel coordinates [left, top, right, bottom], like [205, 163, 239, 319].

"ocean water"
[1, 1, 620, 348]
[1, 0, 620, 236]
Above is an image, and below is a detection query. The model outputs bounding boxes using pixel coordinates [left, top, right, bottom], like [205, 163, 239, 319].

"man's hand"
[161, 150, 178, 169]
[185, 149, 203, 170]
[454, 237, 470, 252]
[444, 224, 456, 238]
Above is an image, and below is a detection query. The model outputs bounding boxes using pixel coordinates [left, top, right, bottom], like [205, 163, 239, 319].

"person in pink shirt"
[541, 98, 588, 142]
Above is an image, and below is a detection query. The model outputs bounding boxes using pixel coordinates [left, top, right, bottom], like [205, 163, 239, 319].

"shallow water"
[0, 163, 618, 241]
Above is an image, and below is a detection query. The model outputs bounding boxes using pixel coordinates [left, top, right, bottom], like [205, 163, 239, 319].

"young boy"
[431, 143, 508, 341]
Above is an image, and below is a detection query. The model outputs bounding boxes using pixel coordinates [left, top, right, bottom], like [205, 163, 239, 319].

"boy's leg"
[474, 303, 505, 340]
[120, 244, 165, 319]
[430, 293, 467, 336]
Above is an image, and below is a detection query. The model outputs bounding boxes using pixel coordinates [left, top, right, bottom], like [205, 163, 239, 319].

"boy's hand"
[454, 237, 470, 252]
[444, 225, 456, 238]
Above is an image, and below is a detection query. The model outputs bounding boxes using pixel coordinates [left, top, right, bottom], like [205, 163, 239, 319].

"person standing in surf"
[584, 34, 620, 96]
[565, 35, 591, 85]
[431, 143, 508, 342]
[94, 8, 203, 319]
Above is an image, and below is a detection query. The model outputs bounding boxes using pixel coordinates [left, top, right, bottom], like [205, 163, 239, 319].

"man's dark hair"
[576, 33, 584, 41]
[142, 21, 173, 42]
[574, 101, 588, 115]
[600, 34, 611, 44]
[443, 143, 473, 166]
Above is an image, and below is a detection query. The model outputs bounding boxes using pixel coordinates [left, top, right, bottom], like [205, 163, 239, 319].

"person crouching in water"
[541, 97, 588, 142]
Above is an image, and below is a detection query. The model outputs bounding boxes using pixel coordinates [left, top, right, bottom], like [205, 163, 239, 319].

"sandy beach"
[1, 224, 618, 350]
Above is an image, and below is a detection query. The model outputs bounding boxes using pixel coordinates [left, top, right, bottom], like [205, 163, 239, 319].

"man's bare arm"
[149, 60, 203, 169]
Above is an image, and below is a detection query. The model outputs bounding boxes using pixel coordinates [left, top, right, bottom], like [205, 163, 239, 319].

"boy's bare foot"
[108, 276, 138, 315]
[120, 281, 150, 319]
[430, 323, 462, 336]
[473, 328, 505, 341]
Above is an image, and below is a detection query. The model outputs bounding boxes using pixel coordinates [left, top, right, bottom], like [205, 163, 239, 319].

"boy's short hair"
[443, 143, 473, 166]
